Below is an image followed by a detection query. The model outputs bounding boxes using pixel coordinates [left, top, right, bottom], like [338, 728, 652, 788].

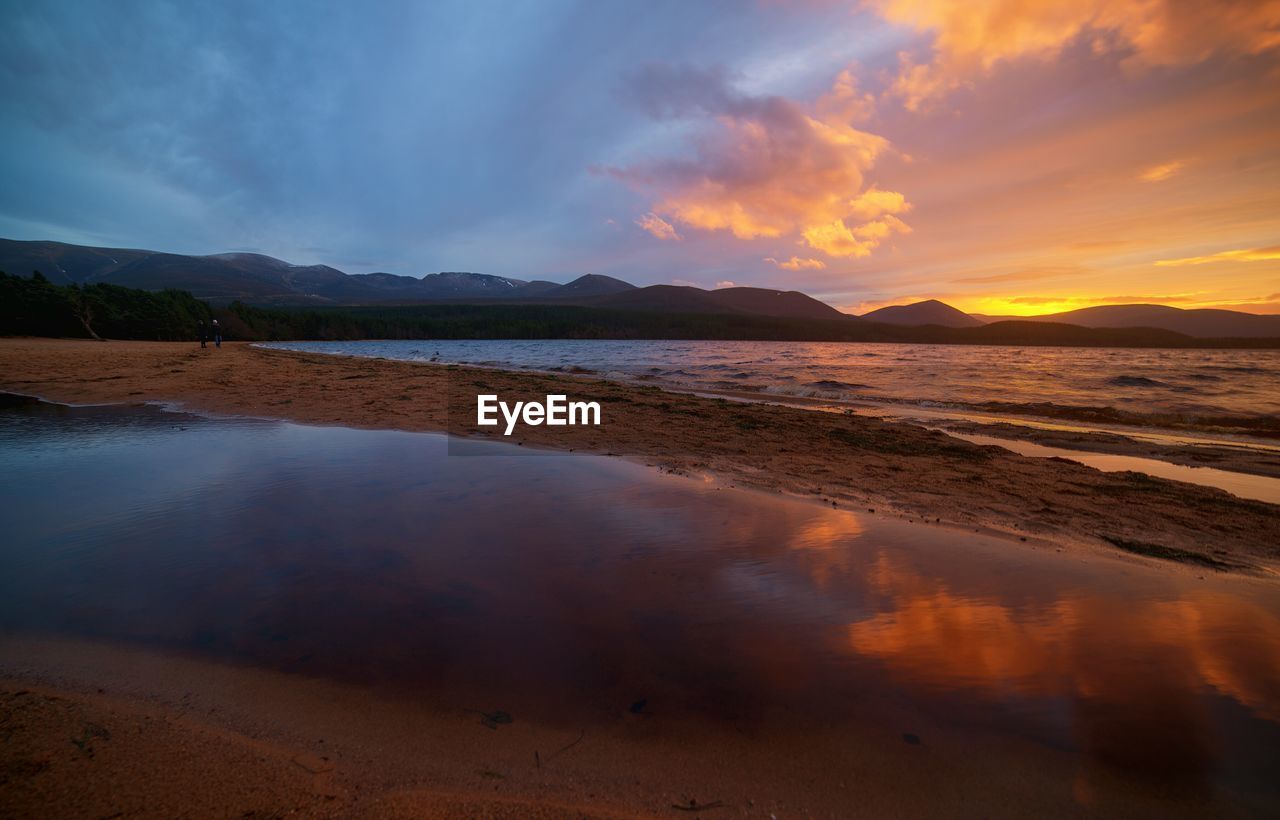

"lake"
[264, 340, 1280, 437]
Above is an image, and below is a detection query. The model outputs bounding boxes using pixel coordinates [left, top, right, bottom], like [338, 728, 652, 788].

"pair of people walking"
[197, 319, 222, 349]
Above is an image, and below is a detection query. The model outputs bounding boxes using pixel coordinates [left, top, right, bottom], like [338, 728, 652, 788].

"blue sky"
[3, 1, 1278, 313]
[0, 2, 879, 275]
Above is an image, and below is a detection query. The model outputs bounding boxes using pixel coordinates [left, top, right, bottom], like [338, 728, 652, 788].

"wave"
[967, 400, 1280, 438]
[1203, 365, 1271, 375]
[805, 379, 871, 392]
[1107, 375, 1169, 388]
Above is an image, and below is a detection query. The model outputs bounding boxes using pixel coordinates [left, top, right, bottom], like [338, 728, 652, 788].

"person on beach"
[212, 318, 222, 348]
[197, 320, 207, 348]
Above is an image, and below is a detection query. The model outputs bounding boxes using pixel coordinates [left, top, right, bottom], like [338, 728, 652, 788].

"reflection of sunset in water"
[1154, 595, 1280, 723]
[4, 402, 1280, 806]
[783, 512, 866, 589]
[848, 552, 1280, 725]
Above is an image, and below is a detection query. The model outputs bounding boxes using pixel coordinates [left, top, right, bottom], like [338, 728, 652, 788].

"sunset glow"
[2, 1, 1278, 313]
[606, 0, 1280, 314]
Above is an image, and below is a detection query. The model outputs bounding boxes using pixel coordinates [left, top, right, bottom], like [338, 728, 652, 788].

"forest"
[3, 270, 1276, 348]
[0, 270, 212, 341]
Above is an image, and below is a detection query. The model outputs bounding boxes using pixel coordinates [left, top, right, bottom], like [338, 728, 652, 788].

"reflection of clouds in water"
[1153, 595, 1280, 723]
[849, 581, 1081, 695]
[847, 552, 1280, 725]
[783, 512, 866, 590]
[6, 403, 1279, 792]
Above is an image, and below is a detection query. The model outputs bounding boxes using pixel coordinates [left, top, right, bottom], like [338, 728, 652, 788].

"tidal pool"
[1, 395, 1277, 812]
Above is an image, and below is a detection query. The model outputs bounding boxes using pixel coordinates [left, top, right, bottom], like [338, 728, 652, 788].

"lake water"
[263, 340, 1280, 436]
[1, 397, 1278, 812]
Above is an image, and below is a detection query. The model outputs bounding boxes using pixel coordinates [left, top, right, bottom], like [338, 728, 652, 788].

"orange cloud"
[635, 212, 681, 240]
[873, 0, 1280, 109]
[765, 255, 827, 270]
[802, 213, 911, 257]
[1140, 160, 1186, 182]
[610, 64, 910, 258]
[1155, 246, 1280, 266]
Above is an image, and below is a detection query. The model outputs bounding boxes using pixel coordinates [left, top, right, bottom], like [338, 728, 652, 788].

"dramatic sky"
[2, 1, 1279, 314]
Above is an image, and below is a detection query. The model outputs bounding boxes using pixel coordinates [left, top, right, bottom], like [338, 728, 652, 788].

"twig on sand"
[465, 708, 513, 729]
[672, 798, 727, 812]
[540, 729, 585, 766]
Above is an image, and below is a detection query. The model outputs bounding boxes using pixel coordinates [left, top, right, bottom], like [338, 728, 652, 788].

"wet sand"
[928, 419, 1280, 480]
[2, 635, 1261, 819]
[1, 337, 1277, 576]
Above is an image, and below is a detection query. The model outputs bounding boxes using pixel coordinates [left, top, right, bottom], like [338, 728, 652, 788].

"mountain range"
[968, 304, 1280, 339]
[859, 299, 983, 328]
[0, 239, 842, 321]
[3, 238, 1277, 337]
[875, 298, 1280, 338]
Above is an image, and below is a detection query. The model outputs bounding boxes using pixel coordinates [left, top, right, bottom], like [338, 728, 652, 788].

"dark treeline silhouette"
[224, 301, 878, 342]
[3, 271, 1277, 348]
[1, 271, 212, 340]
[194, 302, 1280, 348]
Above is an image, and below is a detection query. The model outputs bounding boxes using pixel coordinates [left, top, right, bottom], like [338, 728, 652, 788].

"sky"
[1, 0, 1278, 315]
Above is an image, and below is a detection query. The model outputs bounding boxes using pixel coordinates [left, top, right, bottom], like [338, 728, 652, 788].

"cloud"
[1089, 294, 1197, 303]
[1007, 294, 1197, 306]
[1140, 160, 1186, 182]
[1007, 295, 1069, 306]
[714, 279, 737, 288]
[887, 51, 963, 112]
[873, 0, 1280, 109]
[765, 256, 827, 270]
[608, 63, 909, 258]
[953, 265, 1088, 285]
[1155, 246, 1280, 266]
[635, 212, 681, 240]
[802, 213, 910, 257]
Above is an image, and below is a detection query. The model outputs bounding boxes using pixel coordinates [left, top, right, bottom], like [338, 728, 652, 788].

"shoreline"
[2, 337, 1278, 576]
[262, 339, 1280, 441]
[929, 419, 1280, 480]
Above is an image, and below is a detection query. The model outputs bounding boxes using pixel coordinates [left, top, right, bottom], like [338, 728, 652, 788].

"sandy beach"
[3, 337, 1280, 818]
[2, 338, 1277, 575]
[4, 630, 1266, 820]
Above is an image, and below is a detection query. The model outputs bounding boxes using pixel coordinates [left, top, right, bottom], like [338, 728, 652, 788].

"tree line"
[3, 270, 1276, 348]
[1, 270, 212, 340]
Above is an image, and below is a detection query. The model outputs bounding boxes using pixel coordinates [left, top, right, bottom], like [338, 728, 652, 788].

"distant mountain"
[0, 239, 153, 285]
[16, 238, 1272, 338]
[0, 238, 851, 321]
[511, 280, 561, 297]
[0, 239, 550, 304]
[541, 273, 635, 298]
[698, 287, 849, 320]
[860, 299, 983, 328]
[412, 271, 530, 298]
[559, 284, 847, 321]
[973, 304, 1280, 338]
[570, 284, 725, 313]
